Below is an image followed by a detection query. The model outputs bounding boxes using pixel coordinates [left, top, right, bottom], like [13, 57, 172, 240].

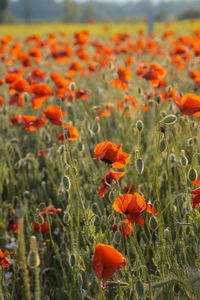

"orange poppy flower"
[142, 63, 167, 87]
[28, 83, 52, 109]
[111, 67, 132, 92]
[32, 220, 49, 233]
[0, 96, 4, 107]
[113, 193, 157, 226]
[43, 106, 65, 126]
[112, 219, 132, 239]
[9, 114, 21, 126]
[57, 125, 79, 142]
[97, 103, 115, 117]
[9, 78, 29, 93]
[98, 168, 125, 198]
[191, 187, 200, 208]
[175, 93, 200, 116]
[0, 249, 13, 269]
[94, 141, 130, 169]
[92, 243, 126, 279]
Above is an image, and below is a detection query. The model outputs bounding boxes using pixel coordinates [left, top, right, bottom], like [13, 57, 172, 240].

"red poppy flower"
[111, 67, 132, 92]
[9, 114, 21, 126]
[192, 177, 200, 186]
[92, 243, 126, 279]
[112, 219, 132, 238]
[94, 141, 130, 169]
[32, 220, 49, 233]
[0, 249, 13, 268]
[7, 220, 18, 233]
[98, 168, 125, 198]
[9, 93, 24, 107]
[57, 125, 79, 142]
[123, 184, 135, 194]
[191, 187, 200, 208]
[39, 207, 62, 216]
[175, 93, 200, 116]
[0, 96, 4, 107]
[38, 149, 49, 157]
[113, 193, 157, 226]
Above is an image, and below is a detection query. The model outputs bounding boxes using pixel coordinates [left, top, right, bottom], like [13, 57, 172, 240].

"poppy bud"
[63, 212, 70, 225]
[164, 227, 170, 241]
[56, 97, 62, 106]
[87, 129, 93, 138]
[135, 280, 145, 299]
[58, 145, 65, 154]
[114, 230, 121, 244]
[159, 139, 166, 152]
[16, 206, 24, 218]
[188, 168, 197, 182]
[138, 87, 142, 94]
[62, 176, 71, 191]
[169, 153, 176, 163]
[77, 142, 84, 152]
[69, 254, 76, 267]
[102, 73, 106, 81]
[135, 158, 144, 175]
[24, 92, 29, 102]
[167, 86, 171, 94]
[69, 82, 76, 91]
[150, 216, 158, 230]
[160, 111, 167, 117]
[161, 114, 177, 125]
[154, 95, 161, 103]
[136, 120, 144, 132]
[180, 151, 188, 167]
[27, 250, 40, 268]
[77, 273, 83, 287]
[161, 172, 167, 181]
[23, 191, 30, 198]
[92, 122, 100, 134]
[34, 213, 44, 225]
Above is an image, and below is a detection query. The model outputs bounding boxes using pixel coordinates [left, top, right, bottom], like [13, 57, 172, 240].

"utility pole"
[23, 0, 31, 23]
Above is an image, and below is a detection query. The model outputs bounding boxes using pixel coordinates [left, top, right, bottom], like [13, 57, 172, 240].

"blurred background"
[0, 0, 200, 24]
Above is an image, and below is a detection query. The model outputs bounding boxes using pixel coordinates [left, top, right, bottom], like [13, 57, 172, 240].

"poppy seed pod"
[135, 280, 145, 299]
[34, 213, 44, 225]
[188, 168, 197, 182]
[114, 230, 121, 244]
[159, 139, 166, 152]
[135, 158, 144, 174]
[56, 97, 62, 106]
[69, 254, 76, 267]
[180, 151, 188, 167]
[150, 216, 158, 230]
[92, 122, 100, 134]
[69, 82, 76, 91]
[62, 176, 71, 191]
[136, 120, 144, 132]
[27, 250, 40, 268]
[161, 114, 177, 125]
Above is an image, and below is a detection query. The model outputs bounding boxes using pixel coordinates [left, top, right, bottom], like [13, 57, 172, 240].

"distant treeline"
[5, 0, 200, 23]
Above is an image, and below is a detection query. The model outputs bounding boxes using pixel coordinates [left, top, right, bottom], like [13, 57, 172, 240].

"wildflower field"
[0, 20, 200, 299]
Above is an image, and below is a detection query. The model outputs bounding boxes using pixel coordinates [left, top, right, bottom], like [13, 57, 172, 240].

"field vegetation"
[0, 21, 200, 299]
